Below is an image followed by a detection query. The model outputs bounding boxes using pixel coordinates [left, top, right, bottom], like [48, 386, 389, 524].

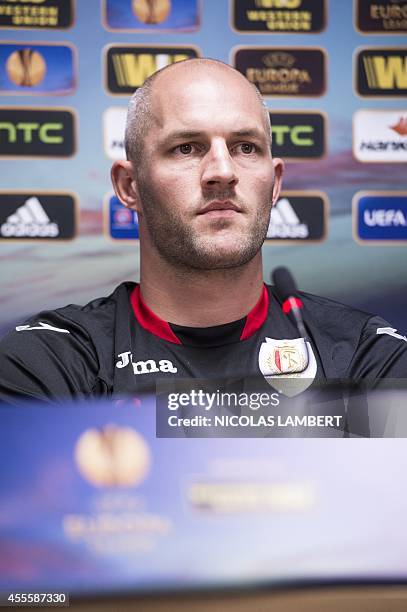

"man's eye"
[239, 143, 256, 154]
[179, 143, 193, 154]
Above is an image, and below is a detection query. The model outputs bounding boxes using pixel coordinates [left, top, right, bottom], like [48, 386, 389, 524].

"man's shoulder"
[4, 281, 136, 340]
[52, 280, 136, 325]
[0, 281, 137, 367]
[298, 291, 373, 327]
[268, 286, 407, 377]
[0, 282, 137, 401]
[266, 283, 374, 329]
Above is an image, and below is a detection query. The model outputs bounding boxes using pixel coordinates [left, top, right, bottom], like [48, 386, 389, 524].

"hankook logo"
[0, 0, 74, 30]
[391, 116, 407, 135]
[103, 106, 126, 160]
[233, 47, 326, 97]
[355, 0, 407, 33]
[266, 192, 327, 242]
[0, 107, 75, 157]
[105, 45, 200, 94]
[0, 192, 77, 241]
[269, 111, 326, 159]
[356, 47, 407, 97]
[353, 110, 407, 162]
[232, 0, 326, 33]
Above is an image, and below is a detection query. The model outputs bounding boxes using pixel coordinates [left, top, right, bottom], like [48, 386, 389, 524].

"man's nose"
[201, 141, 238, 189]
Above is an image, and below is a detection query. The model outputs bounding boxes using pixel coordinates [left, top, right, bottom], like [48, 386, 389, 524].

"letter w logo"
[363, 56, 407, 89]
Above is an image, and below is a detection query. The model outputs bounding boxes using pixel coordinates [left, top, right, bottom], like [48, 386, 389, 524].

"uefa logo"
[104, 193, 139, 241]
[353, 191, 407, 244]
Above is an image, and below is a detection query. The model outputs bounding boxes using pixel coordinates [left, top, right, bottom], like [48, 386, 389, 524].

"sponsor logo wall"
[355, 47, 407, 97]
[233, 47, 326, 97]
[353, 192, 407, 244]
[105, 193, 139, 240]
[0, 192, 77, 240]
[355, 0, 407, 33]
[269, 111, 326, 160]
[102, 0, 201, 31]
[0, 107, 76, 157]
[105, 44, 200, 94]
[232, 0, 326, 33]
[0, 0, 74, 29]
[0, 0, 406, 330]
[0, 42, 76, 95]
[266, 192, 328, 242]
[353, 110, 407, 162]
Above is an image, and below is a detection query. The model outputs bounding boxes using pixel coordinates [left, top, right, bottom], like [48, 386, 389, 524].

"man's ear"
[111, 160, 142, 213]
[271, 157, 284, 205]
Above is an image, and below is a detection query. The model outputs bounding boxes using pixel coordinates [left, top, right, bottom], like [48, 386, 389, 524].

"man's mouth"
[198, 200, 241, 216]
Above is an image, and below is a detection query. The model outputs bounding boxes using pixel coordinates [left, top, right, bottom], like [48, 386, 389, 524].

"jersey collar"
[130, 284, 268, 346]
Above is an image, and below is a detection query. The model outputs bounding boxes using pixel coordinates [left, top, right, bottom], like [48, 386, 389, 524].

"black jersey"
[0, 282, 406, 403]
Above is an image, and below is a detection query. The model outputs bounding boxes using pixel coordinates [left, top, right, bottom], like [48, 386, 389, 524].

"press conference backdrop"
[0, 0, 406, 335]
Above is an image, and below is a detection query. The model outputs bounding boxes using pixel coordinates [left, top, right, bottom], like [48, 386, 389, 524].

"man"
[0, 58, 406, 402]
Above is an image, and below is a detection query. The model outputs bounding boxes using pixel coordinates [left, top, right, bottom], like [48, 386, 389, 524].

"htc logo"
[272, 125, 314, 146]
[269, 112, 325, 159]
[0, 108, 75, 157]
[0, 122, 63, 143]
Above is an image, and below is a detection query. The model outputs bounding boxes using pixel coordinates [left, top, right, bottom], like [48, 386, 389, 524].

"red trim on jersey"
[240, 285, 269, 341]
[131, 284, 268, 344]
[130, 285, 182, 345]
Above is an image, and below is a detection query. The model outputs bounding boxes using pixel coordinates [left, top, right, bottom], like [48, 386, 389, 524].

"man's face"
[135, 66, 280, 270]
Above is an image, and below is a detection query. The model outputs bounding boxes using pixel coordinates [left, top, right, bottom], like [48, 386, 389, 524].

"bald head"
[124, 58, 272, 167]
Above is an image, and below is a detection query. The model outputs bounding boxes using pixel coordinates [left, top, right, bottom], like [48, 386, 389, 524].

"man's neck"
[139, 253, 264, 328]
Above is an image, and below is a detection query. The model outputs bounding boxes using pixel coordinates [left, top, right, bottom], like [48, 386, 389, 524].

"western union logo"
[357, 49, 407, 96]
[106, 46, 200, 94]
[363, 55, 407, 89]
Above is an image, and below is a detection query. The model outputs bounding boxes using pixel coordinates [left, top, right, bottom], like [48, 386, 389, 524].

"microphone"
[268, 267, 315, 397]
[272, 267, 308, 340]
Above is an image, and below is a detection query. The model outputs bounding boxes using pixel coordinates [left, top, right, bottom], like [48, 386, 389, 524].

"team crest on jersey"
[258, 337, 317, 397]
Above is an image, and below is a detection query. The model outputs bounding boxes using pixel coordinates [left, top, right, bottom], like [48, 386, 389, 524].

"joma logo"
[115, 351, 177, 375]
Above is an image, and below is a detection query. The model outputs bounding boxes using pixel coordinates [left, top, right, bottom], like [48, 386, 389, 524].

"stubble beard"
[138, 182, 273, 271]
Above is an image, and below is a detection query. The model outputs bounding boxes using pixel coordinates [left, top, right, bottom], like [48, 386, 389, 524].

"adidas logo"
[0, 197, 59, 238]
[267, 198, 309, 239]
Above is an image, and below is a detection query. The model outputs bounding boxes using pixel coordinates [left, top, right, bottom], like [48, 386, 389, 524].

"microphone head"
[272, 266, 298, 302]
